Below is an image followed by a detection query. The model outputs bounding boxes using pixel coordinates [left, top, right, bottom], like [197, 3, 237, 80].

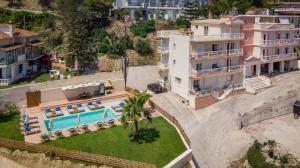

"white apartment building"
[113, 0, 207, 20]
[157, 15, 299, 109]
[0, 24, 45, 85]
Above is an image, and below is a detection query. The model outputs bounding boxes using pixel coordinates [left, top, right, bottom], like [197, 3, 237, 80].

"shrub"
[130, 20, 155, 38]
[280, 154, 289, 164]
[119, 36, 134, 49]
[111, 41, 126, 56]
[135, 38, 153, 56]
[267, 140, 276, 148]
[247, 140, 277, 168]
[268, 149, 274, 158]
[97, 42, 111, 54]
[175, 16, 187, 29]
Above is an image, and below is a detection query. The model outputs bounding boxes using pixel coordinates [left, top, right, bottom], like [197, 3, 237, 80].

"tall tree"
[182, 1, 201, 21]
[63, 0, 97, 71]
[121, 91, 152, 140]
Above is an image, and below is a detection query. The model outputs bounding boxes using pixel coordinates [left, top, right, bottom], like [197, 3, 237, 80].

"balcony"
[191, 33, 244, 42]
[191, 49, 243, 60]
[262, 53, 297, 62]
[158, 62, 168, 72]
[157, 30, 179, 39]
[191, 65, 243, 79]
[261, 38, 299, 47]
[243, 24, 298, 31]
[157, 46, 169, 54]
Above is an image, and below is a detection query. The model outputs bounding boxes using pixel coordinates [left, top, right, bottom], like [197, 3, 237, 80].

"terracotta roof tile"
[13, 28, 39, 37]
[0, 32, 12, 40]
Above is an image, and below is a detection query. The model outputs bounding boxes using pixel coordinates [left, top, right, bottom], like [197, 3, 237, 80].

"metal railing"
[0, 79, 9, 85]
[191, 33, 244, 41]
[261, 38, 299, 46]
[192, 49, 243, 60]
[157, 46, 169, 53]
[262, 53, 297, 61]
[191, 65, 243, 78]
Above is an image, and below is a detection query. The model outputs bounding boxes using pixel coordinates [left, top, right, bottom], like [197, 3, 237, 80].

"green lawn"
[46, 117, 186, 167]
[0, 112, 24, 141]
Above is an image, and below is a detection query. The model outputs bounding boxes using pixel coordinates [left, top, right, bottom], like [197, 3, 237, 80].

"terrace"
[191, 65, 243, 79]
[191, 49, 243, 60]
[261, 38, 299, 47]
[262, 53, 297, 62]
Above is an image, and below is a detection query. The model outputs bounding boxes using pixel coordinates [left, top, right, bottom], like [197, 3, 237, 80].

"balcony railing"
[157, 46, 169, 54]
[0, 79, 10, 86]
[192, 49, 243, 60]
[158, 62, 168, 71]
[262, 53, 297, 61]
[191, 33, 244, 42]
[191, 65, 243, 78]
[244, 24, 297, 30]
[261, 38, 299, 46]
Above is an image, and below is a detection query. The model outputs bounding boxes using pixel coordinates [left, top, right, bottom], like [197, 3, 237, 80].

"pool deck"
[23, 92, 160, 144]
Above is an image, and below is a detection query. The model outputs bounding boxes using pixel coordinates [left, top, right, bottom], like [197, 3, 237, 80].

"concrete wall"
[0, 71, 124, 106]
[240, 90, 299, 127]
[164, 149, 193, 168]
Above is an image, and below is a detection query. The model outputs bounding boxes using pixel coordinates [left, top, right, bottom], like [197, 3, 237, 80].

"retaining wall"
[164, 149, 193, 168]
[240, 90, 299, 127]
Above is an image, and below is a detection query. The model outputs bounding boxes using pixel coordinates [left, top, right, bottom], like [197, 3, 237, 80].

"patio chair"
[108, 119, 115, 126]
[87, 101, 96, 110]
[96, 122, 104, 129]
[40, 133, 50, 142]
[54, 130, 64, 138]
[81, 124, 89, 131]
[66, 105, 74, 114]
[75, 104, 85, 112]
[68, 127, 78, 136]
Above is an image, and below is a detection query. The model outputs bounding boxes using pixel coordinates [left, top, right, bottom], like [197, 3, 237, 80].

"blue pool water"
[44, 109, 117, 132]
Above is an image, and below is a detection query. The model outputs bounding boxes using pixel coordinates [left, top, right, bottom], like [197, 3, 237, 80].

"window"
[175, 77, 181, 84]
[195, 25, 198, 29]
[204, 26, 208, 35]
[277, 33, 281, 39]
[0, 68, 2, 78]
[212, 44, 219, 51]
[263, 49, 266, 56]
[286, 33, 289, 39]
[230, 43, 235, 50]
[276, 48, 280, 55]
[212, 63, 218, 69]
[285, 47, 289, 54]
[193, 80, 200, 91]
[196, 63, 202, 70]
[18, 64, 23, 74]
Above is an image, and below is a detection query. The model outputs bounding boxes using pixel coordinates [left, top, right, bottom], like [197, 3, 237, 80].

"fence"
[148, 100, 191, 147]
[0, 138, 155, 168]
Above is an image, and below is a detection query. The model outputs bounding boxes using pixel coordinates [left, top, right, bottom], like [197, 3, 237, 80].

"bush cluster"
[130, 20, 155, 38]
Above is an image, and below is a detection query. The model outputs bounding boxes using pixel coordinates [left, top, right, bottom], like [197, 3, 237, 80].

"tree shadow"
[130, 128, 160, 144]
[0, 112, 18, 123]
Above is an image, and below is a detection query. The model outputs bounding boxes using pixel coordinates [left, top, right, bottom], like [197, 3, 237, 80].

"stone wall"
[240, 90, 299, 127]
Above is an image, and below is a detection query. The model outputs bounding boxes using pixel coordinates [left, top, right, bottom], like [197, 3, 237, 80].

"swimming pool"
[44, 109, 117, 132]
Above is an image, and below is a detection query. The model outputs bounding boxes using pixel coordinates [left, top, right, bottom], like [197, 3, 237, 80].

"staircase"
[244, 76, 272, 94]
[218, 87, 233, 100]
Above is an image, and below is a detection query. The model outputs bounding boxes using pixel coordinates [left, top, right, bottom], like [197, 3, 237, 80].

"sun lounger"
[20, 114, 38, 120]
[112, 105, 124, 112]
[44, 108, 54, 118]
[87, 101, 96, 110]
[74, 104, 85, 113]
[68, 127, 78, 136]
[119, 102, 125, 107]
[55, 107, 63, 115]
[40, 133, 50, 142]
[55, 130, 64, 138]
[66, 105, 74, 113]
[20, 119, 39, 124]
[21, 126, 41, 135]
[21, 123, 40, 129]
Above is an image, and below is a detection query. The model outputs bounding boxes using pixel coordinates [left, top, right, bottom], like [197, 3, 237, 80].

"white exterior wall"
[169, 34, 191, 99]
[191, 25, 221, 36]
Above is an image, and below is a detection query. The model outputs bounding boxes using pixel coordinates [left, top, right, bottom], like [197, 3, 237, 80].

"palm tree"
[121, 91, 152, 140]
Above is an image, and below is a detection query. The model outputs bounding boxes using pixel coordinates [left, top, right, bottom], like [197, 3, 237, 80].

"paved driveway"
[151, 71, 300, 168]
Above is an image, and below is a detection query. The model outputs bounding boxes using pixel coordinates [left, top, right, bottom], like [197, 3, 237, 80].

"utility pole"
[123, 16, 129, 88]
